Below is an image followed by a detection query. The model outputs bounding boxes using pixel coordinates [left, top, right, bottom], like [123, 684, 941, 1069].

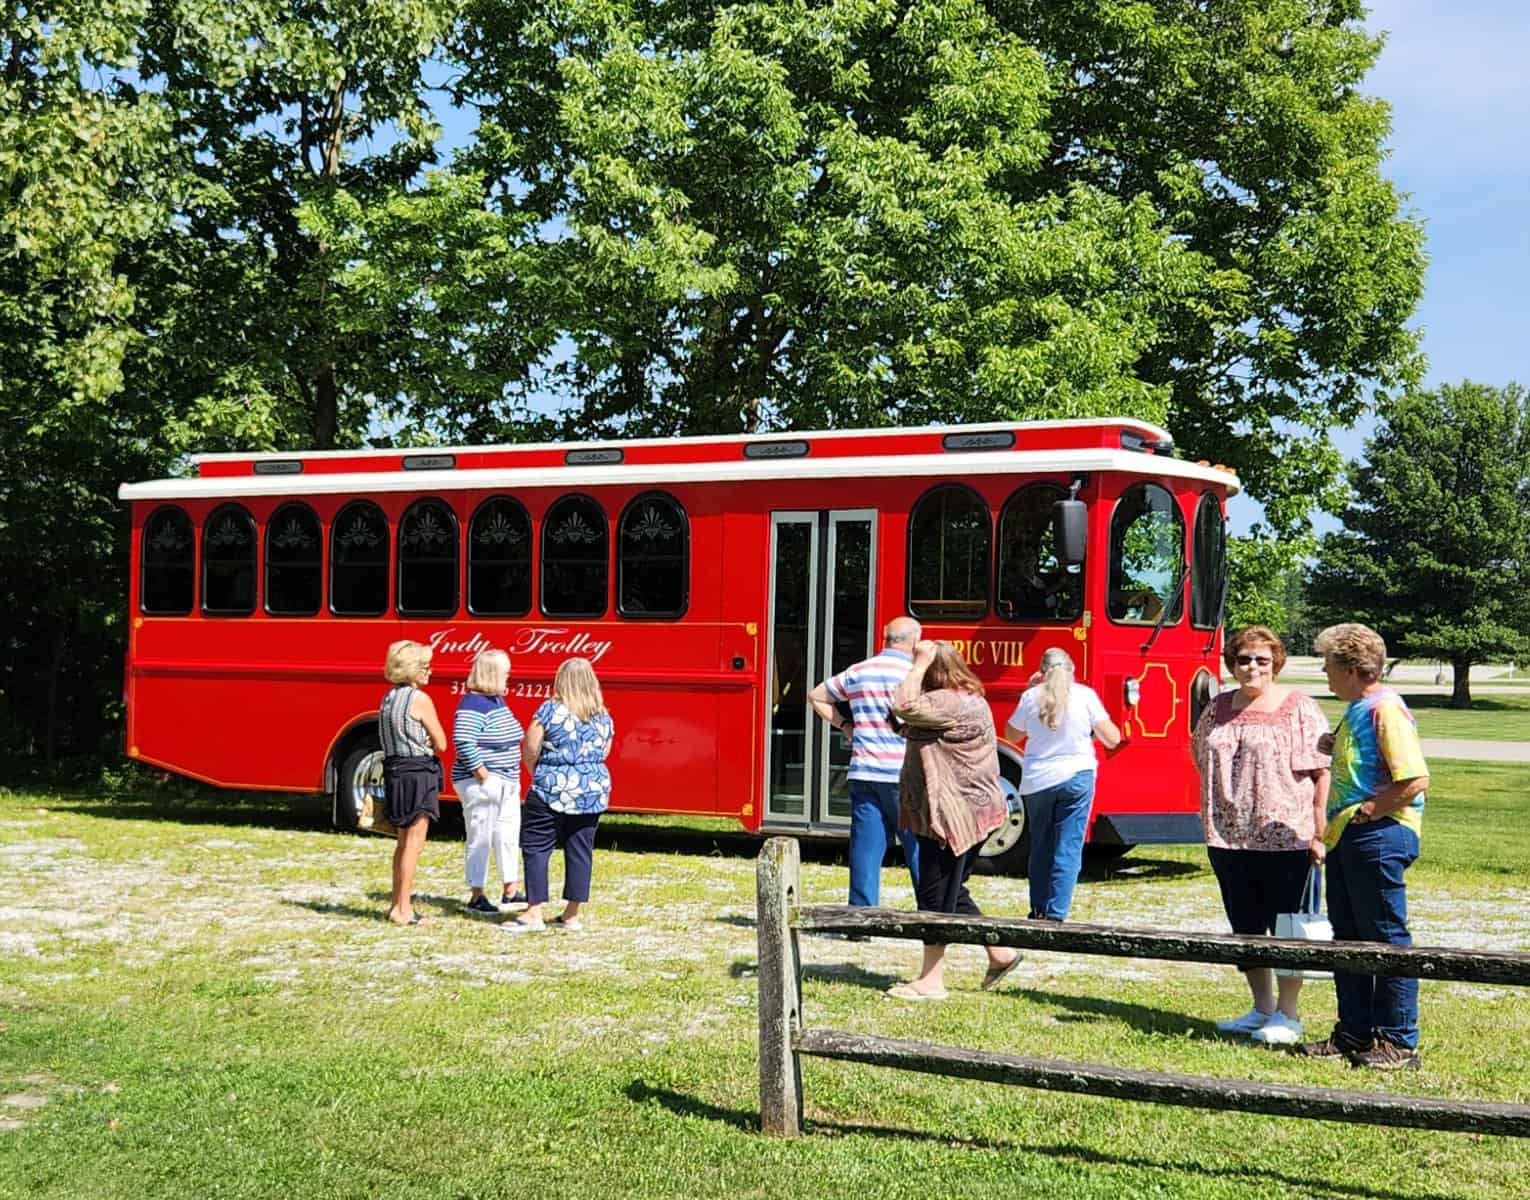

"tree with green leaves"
[457, 0, 1424, 534]
[126, 0, 551, 454]
[1308, 382, 1530, 707]
[1, 1, 181, 762]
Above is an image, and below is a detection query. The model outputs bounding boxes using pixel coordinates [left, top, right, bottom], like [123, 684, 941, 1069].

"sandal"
[981, 954, 1023, 992]
[503, 917, 546, 934]
[551, 914, 584, 932]
[885, 983, 948, 1002]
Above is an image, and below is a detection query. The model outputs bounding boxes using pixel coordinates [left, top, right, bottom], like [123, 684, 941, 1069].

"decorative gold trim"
[1131, 662, 1179, 739]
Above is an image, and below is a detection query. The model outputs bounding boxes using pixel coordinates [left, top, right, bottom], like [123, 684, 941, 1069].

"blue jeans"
[847, 779, 921, 906]
[1328, 817, 1420, 1049]
[1025, 769, 1095, 920]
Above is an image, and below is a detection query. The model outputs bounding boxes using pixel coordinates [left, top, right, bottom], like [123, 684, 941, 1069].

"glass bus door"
[764, 510, 877, 829]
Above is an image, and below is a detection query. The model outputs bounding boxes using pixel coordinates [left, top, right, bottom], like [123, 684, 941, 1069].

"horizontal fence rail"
[795, 904, 1530, 986]
[795, 1030, 1530, 1138]
[757, 837, 1530, 1140]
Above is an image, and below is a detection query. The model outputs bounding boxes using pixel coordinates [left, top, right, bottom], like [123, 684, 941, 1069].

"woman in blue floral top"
[505, 657, 615, 933]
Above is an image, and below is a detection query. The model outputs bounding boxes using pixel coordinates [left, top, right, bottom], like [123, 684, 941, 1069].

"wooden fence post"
[758, 836, 803, 1136]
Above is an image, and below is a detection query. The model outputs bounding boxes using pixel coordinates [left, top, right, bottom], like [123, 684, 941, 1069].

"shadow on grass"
[1076, 856, 1202, 885]
[280, 891, 470, 924]
[40, 789, 1206, 887]
[623, 1082, 1449, 1200]
[46, 789, 477, 838]
[598, 819, 854, 867]
[728, 955, 902, 991]
[48, 789, 336, 832]
[1008, 986, 1214, 1039]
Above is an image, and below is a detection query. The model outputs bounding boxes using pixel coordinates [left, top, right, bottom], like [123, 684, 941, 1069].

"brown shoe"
[1349, 1038, 1421, 1072]
[1295, 1025, 1371, 1058]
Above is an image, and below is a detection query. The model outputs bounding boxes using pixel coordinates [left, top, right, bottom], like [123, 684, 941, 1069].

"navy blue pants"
[520, 792, 601, 904]
[1328, 817, 1420, 1049]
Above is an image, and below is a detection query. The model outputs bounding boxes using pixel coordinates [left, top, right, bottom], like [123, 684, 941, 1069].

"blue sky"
[1229, 0, 1530, 533]
[1363, 0, 1530, 399]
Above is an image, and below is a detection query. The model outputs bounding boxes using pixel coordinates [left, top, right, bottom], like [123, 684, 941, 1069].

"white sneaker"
[1250, 1012, 1304, 1045]
[1215, 1008, 1274, 1034]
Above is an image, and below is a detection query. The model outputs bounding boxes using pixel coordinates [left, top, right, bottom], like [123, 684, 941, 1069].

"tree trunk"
[1451, 658, 1472, 708]
[313, 364, 338, 450]
[42, 618, 67, 766]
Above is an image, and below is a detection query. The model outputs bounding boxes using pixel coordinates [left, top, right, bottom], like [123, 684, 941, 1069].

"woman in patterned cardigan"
[885, 640, 1022, 1001]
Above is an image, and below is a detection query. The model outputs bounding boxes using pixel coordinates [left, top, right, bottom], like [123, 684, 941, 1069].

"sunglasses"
[1233, 654, 1274, 667]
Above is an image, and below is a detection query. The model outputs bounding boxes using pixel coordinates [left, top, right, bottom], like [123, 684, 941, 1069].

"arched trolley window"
[468, 496, 532, 617]
[995, 483, 1082, 623]
[265, 502, 322, 616]
[618, 492, 688, 618]
[397, 498, 459, 617]
[140, 505, 194, 615]
[330, 500, 390, 617]
[907, 484, 990, 621]
[541, 494, 608, 618]
[1107, 483, 1185, 626]
[1190, 492, 1227, 631]
[202, 503, 257, 615]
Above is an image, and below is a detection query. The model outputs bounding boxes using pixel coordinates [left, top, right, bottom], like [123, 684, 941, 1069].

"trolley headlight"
[1124, 677, 1141, 708]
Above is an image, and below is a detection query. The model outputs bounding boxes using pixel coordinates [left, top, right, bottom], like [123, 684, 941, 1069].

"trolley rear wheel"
[973, 754, 1029, 876]
[333, 734, 384, 832]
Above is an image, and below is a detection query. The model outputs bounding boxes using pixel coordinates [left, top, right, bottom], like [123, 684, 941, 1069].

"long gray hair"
[1036, 647, 1076, 730]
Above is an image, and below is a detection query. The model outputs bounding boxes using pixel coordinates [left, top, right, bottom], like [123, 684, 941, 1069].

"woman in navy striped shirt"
[452, 650, 525, 915]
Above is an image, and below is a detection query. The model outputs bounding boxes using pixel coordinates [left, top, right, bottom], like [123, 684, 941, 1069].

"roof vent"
[743, 440, 810, 460]
[942, 431, 1015, 452]
[566, 448, 624, 466]
[403, 454, 456, 470]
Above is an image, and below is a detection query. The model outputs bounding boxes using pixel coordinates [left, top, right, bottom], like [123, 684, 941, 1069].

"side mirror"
[1053, 499, 1087, 566]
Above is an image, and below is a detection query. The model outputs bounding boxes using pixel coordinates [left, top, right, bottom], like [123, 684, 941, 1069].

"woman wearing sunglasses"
[1191, 625, 1331, 1045]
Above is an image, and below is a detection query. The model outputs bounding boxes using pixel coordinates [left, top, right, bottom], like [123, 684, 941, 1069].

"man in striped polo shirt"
[810, 616, 923, 906]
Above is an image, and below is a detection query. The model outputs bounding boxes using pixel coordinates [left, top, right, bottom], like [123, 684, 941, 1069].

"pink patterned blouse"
[1191, 690, 1331, 852]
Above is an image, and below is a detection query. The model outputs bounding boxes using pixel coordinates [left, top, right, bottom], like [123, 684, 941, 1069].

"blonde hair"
[465, 649, 510, 696]
[922, 642, 985, 696]
[1036, 646, 1075, 730]
[384, 640, 432, 685]
[1313, 623, 1387, 683]
[554, 657, 606, 721]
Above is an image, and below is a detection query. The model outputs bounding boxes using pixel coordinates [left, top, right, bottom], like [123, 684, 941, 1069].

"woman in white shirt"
[1003, 647, 1121, 920]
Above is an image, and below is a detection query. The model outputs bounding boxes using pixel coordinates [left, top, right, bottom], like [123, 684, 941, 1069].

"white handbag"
[1275, 865, 1333, 979]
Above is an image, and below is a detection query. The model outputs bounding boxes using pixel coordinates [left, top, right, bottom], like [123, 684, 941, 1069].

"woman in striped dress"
[380, 640, 447, 926]
[452, 650, 525, 915]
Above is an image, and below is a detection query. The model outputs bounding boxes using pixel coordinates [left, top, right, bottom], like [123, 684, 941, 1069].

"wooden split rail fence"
[756, 837, 1530, 1139]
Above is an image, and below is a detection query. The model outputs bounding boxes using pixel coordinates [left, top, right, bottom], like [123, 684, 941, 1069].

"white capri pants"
[460, 773, 521, 890]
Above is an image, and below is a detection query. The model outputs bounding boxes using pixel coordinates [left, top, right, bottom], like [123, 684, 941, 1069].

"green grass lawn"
[2, 765, 1529, 1199]
[1312, 691, 1530, 742]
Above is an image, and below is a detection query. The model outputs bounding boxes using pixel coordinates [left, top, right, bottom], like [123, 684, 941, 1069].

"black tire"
[334, 733, 384, 832]
[972, 754, 1029, 876]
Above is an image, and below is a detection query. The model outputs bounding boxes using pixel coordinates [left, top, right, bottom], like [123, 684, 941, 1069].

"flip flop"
[503, 918, 546, 934]
[981, 954, 1023, 992]
[886, 983, 948, 1002]
[550, 915, 584, 932]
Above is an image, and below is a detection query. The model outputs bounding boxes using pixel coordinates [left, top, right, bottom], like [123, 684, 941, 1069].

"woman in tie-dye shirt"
[1296, 624, 1430, 1072]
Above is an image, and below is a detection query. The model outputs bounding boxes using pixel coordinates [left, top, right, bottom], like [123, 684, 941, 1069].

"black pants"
[913, 836, 984, 945]
[520, 792, 601, 904]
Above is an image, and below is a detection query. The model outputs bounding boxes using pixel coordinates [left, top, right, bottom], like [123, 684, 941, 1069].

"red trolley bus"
[119, 418, 1237, 872]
